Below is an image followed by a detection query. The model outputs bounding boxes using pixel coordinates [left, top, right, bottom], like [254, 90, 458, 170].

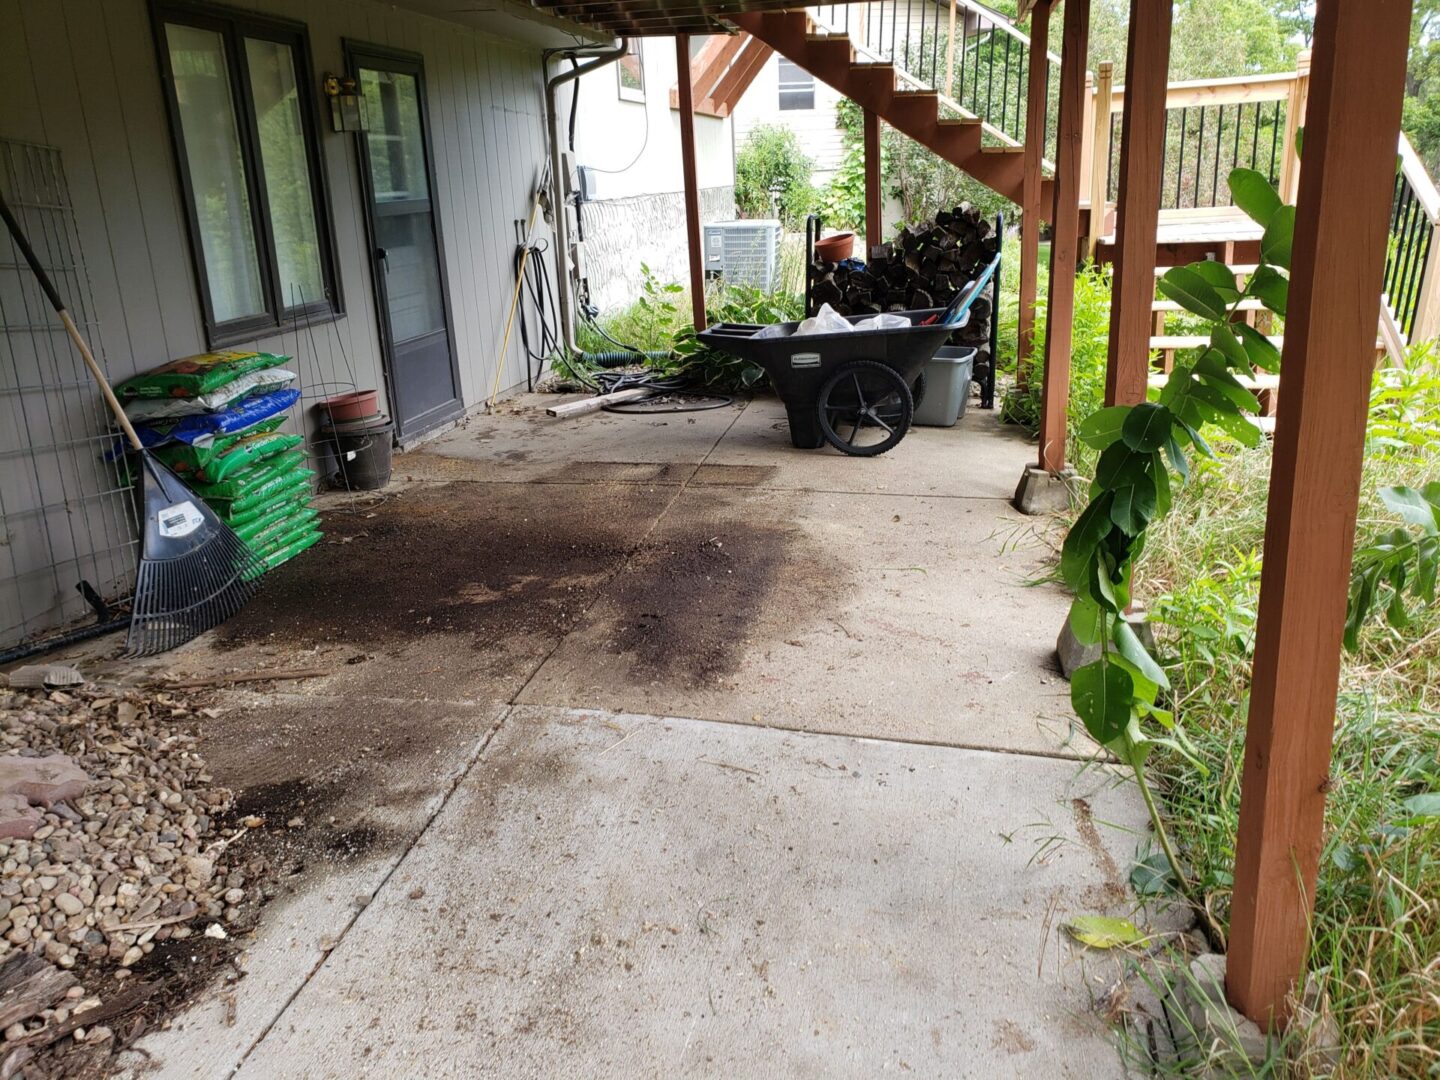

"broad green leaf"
[1130, 853, 1178, 897]
[1111, 472, 1158, 535]
[1064, 915, 1144, 949]
[1401, 793, 1440, 817]
[1094, 442, 1149, 490]
[1077, 406, 1132, 450]
[1250, 265, 1289, 316]
[1229, 168, 1283, 228]
[1261, 205, 1296, 269]
[1195, 367, 1262, 414]
[1060, 493, 1115, 589]
[1164, 433, 1191, 482]
[1235, 322, 1282, 373]
[1207, 406, 1264, 448]
[1379, 486, 1440, 533]
[1114, 619, 1170, 689]
[1210, 323, 1250, 372]
[1092, 552, 1121, 610]
[1186, 260, 1240, 303]
[1158, 266, 1228, 321]
[1174, 417, 1214, 458]
[1071, 659, 1134, 744]
[1108, 650, 1160, 705]
[1069, 596, 1107, 646]
[1151, 451, 1172, 516]
[1121, 403, 1173, 453]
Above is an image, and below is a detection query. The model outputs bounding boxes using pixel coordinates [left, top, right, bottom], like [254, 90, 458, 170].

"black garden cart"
[698, 254, 999, 456]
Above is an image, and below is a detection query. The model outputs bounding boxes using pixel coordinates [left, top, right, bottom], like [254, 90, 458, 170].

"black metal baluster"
[1209, 106, 1224, 206]
[1389, 187, 1415, 305]
[1407, 221, 1433, 336]
[1398, 190, 1426, 325]
[931, 0, 941, 90]
[1230, 102, 1242, 197]
[889, 0, 897, 65]
[1193, 105, 1206, 208]
[1384, 172, 1406, 296]
[1250, 100, 1262, 169]
[1000, 35, 1013, 136]
[984, 22, 997, 125]
[1267, 100, 1282, 183]
[1175, 108, 1188, 207]
[903, 0, 912, 73]
[918, 0, 928, 83]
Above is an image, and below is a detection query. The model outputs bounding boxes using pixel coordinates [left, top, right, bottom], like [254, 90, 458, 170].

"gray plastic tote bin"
[913, 346, 975, 427]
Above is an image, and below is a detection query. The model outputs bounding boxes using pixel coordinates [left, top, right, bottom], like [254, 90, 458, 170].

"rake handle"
[0, 191, 144, 452]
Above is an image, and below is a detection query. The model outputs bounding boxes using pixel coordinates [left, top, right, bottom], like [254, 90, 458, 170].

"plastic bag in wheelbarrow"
[793, 304, 911, 336]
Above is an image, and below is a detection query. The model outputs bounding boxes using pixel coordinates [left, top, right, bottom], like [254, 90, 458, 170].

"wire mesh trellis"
[0, 139, 140, 650]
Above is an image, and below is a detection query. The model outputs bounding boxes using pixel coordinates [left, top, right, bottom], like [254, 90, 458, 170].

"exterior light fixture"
[323, 73, 367, 133]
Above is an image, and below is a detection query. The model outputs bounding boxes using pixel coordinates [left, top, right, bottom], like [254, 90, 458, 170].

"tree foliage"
[734, 125, 814, 228]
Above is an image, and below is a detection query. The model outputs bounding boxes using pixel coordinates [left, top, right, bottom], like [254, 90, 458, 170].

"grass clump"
[1130, 341, 1440, 1077]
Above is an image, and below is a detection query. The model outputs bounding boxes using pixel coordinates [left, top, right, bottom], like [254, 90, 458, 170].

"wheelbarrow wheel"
[817, 360, 913, 457]
[910, 371, 927, 410]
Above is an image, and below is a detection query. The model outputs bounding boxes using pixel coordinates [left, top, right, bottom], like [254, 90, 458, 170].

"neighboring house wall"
[732, 54, 846, 184]
[560, 37, 735, 311]
[0, 0, 557, 644]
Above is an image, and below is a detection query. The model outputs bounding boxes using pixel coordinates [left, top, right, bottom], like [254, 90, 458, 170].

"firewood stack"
[807, 205, 999, 404]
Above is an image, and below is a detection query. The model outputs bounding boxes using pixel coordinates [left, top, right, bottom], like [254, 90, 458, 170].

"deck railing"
[1083, 61, 1310, 224]
[808, 0, 1062, 164]
[1380, 134, 1440, 351]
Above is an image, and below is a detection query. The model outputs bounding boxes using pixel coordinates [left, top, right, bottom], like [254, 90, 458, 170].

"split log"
[0, 953, 75, 1030]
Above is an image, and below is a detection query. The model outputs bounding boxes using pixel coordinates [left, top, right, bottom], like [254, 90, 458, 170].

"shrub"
[734, 125, 815, 228]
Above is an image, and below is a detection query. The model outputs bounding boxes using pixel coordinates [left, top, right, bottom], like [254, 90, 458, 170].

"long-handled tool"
[489, 161, 552, 408]
[0, 192, 264, 656]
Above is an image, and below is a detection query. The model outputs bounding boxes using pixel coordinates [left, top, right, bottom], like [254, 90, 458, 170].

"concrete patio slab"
[233, 707, 1152, 1079]
[117, 695, 508, 1079]
[519, 483, 1087, 757]
[701, 397, 1037, 501]
[395, 394, 745, 486]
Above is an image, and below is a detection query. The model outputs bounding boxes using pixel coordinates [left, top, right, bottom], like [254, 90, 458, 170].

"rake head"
[126, 454, 265, 656]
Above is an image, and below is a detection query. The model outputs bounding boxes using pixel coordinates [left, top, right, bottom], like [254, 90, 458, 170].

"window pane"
[359, 69, 430, 202]
[245, 37, 325, 310]
[618, 41, 644, 94]
[165, 23, 266, 324]
[778, 59, 814, 111]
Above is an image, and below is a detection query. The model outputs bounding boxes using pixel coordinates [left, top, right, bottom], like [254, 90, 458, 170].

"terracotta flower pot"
[813, 231, 855, 262]
[318, 389, 379, 424]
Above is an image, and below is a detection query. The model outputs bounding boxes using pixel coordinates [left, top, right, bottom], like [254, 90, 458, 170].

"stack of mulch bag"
[114, 350, 322, 573]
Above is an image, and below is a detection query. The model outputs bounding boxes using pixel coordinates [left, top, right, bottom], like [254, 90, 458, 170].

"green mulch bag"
[190, 449, 307, 503]
[262, 529, 323, 570]
[115, 350, 290, 400]
[243, 528, 322, 579]
[154, 419, 301, 483]
[243, 506, 318, 554]
[231, 495, 310, 543]
[203, 472, 312, 527]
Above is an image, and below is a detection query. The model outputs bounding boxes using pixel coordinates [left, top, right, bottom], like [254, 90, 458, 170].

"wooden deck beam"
[864, 107, 882, 249]
[1037, 0, 1088, 473]
[676, 34, 707, 331]
[1104, 0, 1172, 407]
[1016, 0, 1051, 388]
[1227, 0, 1413, 1028]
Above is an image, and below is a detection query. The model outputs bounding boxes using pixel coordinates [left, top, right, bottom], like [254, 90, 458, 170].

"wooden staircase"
[731, 10, 1053, 208]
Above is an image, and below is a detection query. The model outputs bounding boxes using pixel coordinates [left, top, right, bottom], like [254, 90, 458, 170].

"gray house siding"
[0, 0, 556, 646]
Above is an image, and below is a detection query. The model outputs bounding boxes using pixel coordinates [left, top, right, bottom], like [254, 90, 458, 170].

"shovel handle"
[0, 191, 144, 452]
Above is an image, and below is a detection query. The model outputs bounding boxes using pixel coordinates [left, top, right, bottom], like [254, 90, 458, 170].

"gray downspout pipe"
[543, 38, 630, 357]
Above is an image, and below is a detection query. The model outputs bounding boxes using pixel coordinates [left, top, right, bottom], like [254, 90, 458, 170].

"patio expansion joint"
[226, 403, 754, 1075]
[220, 703, 517, 1079]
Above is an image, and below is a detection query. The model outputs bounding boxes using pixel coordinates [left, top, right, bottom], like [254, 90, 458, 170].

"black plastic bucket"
[321, 415, 394, 491]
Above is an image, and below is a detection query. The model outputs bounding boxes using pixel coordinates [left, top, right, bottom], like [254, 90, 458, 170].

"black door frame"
[344, 40, 462, 443]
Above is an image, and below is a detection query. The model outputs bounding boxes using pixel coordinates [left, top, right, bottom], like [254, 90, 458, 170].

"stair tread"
[1151, 298, 1267, 312]
[937, 116, 982, 126]
[1154, 263, 1260, 276]
[980, 145, 1023, 154]
[1147, 370, 1282, 389]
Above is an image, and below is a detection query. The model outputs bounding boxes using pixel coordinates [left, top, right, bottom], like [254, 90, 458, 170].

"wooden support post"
[1227, 0, 1413, 1028]
[1016, 0, 1052, 388]
[864, 108, 882, 251]
[1277, 49, 1311, 204]
[1085, 62, 1114, 259]
[676, 34, 706, 332]
[1104, 0, 1172, 408]
[1037, 0, 1089, 474]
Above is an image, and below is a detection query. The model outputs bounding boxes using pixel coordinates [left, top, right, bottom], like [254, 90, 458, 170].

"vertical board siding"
[1, 0, 551, 414]
[0, 0, 554, 646]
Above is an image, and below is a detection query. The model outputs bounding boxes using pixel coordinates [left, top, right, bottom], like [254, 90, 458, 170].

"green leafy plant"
[734, 125, 815, 228]
[1346, 484, 1440, 649]
[665, 283, 805, 392]
[1060, 167, 1290, 921]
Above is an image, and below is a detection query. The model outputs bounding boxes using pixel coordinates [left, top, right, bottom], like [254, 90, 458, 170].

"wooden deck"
[1094, 206, 1263, 267]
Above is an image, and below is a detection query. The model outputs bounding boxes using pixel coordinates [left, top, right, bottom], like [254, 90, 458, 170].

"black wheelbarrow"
[698, 254, 1000, 456]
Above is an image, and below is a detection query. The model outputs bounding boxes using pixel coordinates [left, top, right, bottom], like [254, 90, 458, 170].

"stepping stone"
[0, 754, 90, 808]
